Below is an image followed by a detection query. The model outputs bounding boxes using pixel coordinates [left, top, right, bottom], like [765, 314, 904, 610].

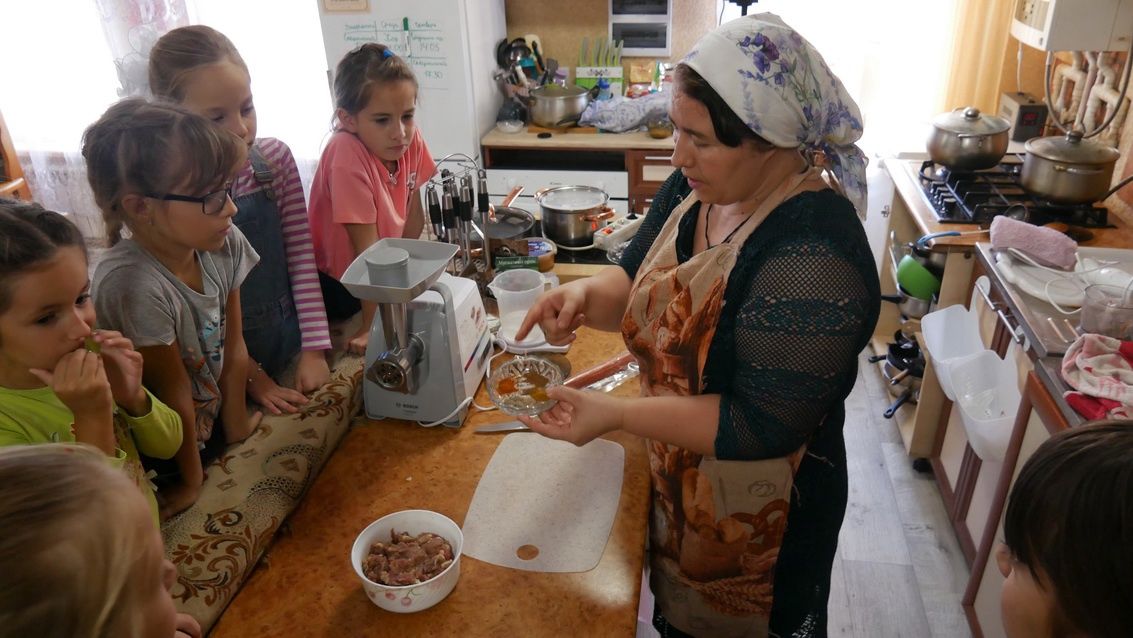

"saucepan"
[535, 185, 615, 247]
[927, 107, 1010, 170]
[528, 84, 591, 129]
[1021, 130, 1133, 204]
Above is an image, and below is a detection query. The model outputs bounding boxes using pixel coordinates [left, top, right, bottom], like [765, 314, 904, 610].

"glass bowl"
[487, 356, 563, 416]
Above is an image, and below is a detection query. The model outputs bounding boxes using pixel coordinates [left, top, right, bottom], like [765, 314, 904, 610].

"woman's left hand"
[294, 350, 331, 393]
[94, 330, 148, 415]
[517, 385, 625, 446]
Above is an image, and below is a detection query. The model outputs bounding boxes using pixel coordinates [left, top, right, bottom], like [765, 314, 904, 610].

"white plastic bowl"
[921, 303, 985, 401]
[350, 510, 463, 613]
[948, 350, 1021, 463]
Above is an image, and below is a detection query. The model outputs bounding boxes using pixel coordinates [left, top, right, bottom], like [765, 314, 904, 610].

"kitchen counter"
[482, 126, 675, 151]
[210, 327, 650, 637]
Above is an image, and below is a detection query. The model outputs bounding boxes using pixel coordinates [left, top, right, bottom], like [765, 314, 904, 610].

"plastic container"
[948, 350, 1021, 463]
[596, 78, 613, 101]
[487, 268, 555, 345]
[921, 303, 985, 401]
[350, 509, 463, 613]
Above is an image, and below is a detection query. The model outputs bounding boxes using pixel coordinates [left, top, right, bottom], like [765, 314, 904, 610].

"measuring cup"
[488, 268, 556, 346]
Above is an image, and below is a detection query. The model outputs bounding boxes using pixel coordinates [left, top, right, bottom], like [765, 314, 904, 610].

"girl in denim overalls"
[149, 26, 333, 415]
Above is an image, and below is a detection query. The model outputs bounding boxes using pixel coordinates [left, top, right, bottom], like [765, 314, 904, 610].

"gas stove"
[917, 159, 1112, 228]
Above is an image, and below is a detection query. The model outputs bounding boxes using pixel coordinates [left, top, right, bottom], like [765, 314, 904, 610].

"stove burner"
[918, 160, 1112, 228]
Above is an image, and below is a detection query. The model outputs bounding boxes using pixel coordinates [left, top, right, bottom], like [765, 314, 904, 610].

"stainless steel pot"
[881, 285, 933, 319]
[528, 84, 590, 128]
[1021, 131, 1127, 204]
[535, 185, 614, 247]
[927, 107, 1010, 170]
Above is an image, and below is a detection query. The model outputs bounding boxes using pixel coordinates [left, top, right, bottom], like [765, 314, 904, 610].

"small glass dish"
[487, 356, 563, 416]
[496, 119, 524, 134]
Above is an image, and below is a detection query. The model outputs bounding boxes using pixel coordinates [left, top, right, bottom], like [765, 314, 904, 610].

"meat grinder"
[341, 239, 490, 427]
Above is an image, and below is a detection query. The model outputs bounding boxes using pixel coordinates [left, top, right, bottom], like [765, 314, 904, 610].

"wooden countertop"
[884, 158, 1133, 250]
[482, 126, 675, 151]
[210, 327, 649, 637]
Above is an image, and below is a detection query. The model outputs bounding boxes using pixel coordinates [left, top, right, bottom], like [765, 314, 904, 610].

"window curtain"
[941, 0, 1016, 114]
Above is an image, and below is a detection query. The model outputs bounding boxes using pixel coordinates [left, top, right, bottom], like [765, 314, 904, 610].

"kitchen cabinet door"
[626, 149, 673, 215]
[962, 372, 1068, 638]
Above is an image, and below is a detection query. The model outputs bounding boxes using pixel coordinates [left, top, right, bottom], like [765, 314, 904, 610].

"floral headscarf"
[684, 13, 868, 218]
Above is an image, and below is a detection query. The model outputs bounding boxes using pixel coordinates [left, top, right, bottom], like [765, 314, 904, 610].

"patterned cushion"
[162, 355, 363, 633]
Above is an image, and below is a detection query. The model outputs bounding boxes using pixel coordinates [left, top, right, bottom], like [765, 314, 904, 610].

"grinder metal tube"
[367, 301, 423, 394]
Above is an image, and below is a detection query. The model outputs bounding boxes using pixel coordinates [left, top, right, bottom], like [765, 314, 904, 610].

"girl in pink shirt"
[307, 43, 437, 354]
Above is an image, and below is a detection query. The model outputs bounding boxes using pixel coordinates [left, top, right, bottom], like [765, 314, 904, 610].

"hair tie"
[381, 48, 395, 60]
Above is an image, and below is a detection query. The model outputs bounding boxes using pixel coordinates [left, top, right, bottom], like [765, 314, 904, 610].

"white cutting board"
[461, 434, 624, 572]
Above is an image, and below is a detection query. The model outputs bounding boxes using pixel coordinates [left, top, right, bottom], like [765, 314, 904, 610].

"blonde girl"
[0, 198, 181, 523]
[0, 444, 200, 638]
[84, 98, 262, 518]
[307, 42, 437, 354]
[149, 25, 332, 409]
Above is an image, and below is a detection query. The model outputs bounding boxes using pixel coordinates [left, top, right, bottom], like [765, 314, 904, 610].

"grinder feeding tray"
[342, 239, 489, 427]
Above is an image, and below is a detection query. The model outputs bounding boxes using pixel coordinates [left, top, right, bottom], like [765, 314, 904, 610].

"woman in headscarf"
[514, 14, 880, 637]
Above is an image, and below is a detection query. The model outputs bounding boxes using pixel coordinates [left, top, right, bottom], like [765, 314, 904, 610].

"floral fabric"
[683, 13, 868, 218]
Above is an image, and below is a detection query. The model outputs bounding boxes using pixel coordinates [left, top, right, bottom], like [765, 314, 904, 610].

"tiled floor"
[636, 353, 972, 637]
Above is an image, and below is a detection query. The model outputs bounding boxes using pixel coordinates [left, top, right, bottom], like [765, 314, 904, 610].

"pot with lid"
[1021, 131, 1128, 204]
[927, 107, 1010, 170]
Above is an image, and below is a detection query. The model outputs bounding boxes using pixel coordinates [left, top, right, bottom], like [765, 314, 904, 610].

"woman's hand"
[93, 330, 149, 416]
[517, 385, 625, 446]
[514, 283, 588, 345]
[294, 350, 331, 393]
[347, 327, 369, 356]
[247, 365, 308, 415]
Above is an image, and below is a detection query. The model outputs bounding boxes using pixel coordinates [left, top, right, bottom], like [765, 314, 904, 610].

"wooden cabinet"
[625, 149, 674, 215]
[0, 110, 31, 200]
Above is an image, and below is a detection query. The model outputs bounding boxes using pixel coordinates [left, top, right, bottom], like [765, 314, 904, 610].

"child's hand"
[347, 328, 369, 356]
[223, 409, 264, 444]
[158, 480, 202, 521]
[30, 350, 115, 424]
[295, 350, 331, 393]
[248, 373, 308, 415]
[173, 612, 202, 638]
[93, 330, 148, 415]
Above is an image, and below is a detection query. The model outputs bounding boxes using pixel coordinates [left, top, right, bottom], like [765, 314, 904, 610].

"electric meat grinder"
[341, 239, 490, 427]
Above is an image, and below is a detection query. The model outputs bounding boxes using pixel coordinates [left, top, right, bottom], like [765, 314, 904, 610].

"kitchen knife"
[474, 420, 531, 433]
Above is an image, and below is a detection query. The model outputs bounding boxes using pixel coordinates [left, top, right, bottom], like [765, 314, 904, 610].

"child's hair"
[148, 25, 248, 101]
[0, 444, 154, 637]
[81, 97, 247, 246]
[333, 43, 417, 121]
[1004, 420, 1133, 637]
[0, 198, 86, 314]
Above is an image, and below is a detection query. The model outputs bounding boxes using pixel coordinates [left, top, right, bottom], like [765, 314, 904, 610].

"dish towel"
[989, 215, 1078, 270]
[1060, 333, 1133, 420]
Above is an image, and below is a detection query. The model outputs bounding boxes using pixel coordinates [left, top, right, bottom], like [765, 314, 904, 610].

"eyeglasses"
[146, 184, 233, 216]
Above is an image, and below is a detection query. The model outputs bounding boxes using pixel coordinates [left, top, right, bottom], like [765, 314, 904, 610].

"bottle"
[596, 78, 613, 101]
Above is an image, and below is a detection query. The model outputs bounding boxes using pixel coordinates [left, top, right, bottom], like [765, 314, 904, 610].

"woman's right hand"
[514, 282, 588, 345]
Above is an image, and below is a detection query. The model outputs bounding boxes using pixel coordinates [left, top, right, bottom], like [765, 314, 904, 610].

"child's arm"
[219, 289, 263, 442]
[269, 141, 332, 392]
[344, 222, 380, 355]
[92, 329, 181, 459]
[401, 187, 426, 240]
[137, 342, 205, 519]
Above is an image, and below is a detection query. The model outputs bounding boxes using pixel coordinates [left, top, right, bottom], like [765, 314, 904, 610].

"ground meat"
[363, 530, 455, 586]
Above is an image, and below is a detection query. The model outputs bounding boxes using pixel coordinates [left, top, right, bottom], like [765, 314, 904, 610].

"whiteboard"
[315, 0, 504, 164]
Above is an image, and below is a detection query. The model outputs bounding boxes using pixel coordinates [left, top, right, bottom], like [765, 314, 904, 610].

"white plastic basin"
[948, 350, 1021, 463]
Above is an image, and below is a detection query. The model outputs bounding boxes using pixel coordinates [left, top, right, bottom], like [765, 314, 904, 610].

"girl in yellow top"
[0, 198, 181, 523]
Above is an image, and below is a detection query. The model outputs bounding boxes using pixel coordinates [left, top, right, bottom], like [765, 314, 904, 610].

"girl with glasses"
[149, 26, 333, 409]
[84, 97, 262, 519]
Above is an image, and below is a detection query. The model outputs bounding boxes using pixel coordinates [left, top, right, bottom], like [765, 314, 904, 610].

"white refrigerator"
[315, 0, 506, 164]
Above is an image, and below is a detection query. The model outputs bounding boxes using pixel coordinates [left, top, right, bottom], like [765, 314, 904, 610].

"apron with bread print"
[622, 170, 815, 637]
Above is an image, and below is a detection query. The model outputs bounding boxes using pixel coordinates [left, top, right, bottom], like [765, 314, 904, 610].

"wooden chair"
[0, 109, 32, 200]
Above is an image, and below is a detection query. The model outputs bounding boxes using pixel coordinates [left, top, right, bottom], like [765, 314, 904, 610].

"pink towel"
[990, 216, 1078, 270]
[1060, 333, 1133, 420]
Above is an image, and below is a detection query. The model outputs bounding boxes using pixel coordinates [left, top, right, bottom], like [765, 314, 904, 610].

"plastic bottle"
[596, 78, 613, 101]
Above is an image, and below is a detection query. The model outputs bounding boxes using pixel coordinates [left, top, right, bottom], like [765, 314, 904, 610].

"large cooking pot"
[927, 107, 1010, 170]
[528, 84, 590, 129]
[535, 185, 614, 247]
[1021, 131, 1131, 204]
